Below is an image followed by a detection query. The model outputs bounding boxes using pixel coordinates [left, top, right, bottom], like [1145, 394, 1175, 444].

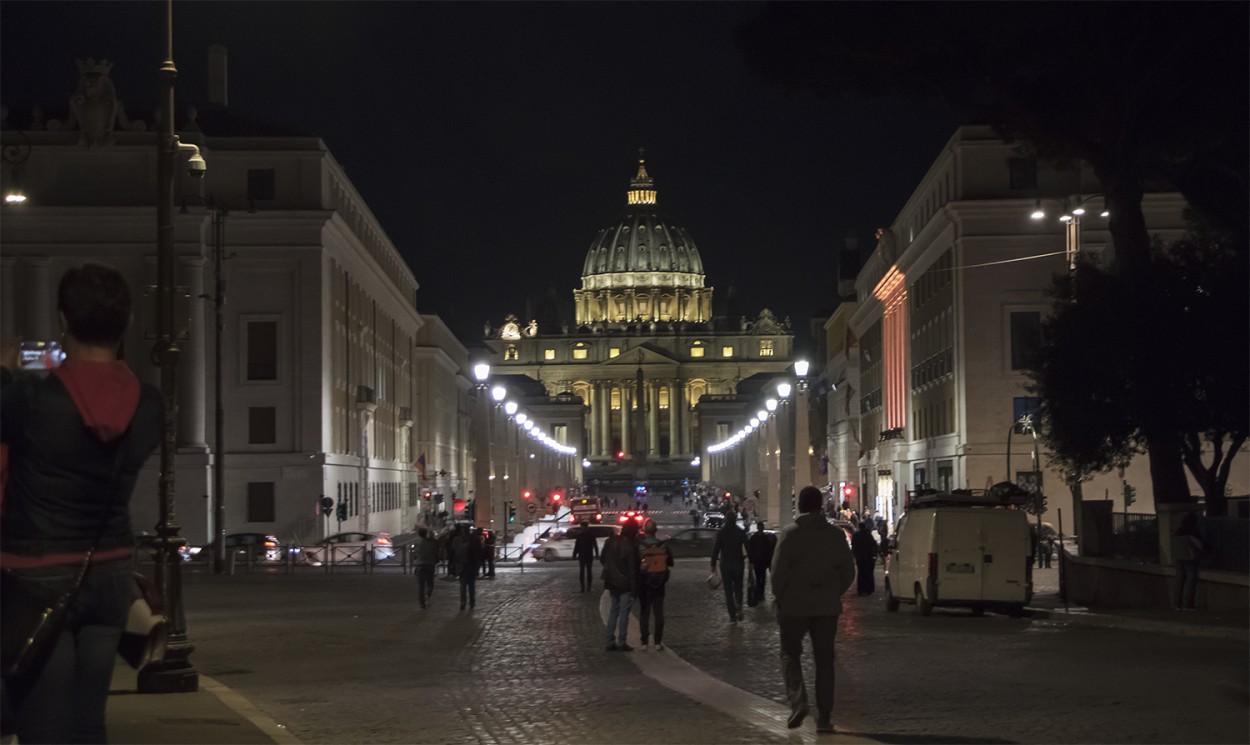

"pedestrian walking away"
[851, 521, 878, 596]
[482, 529, 497, 578]
[637, 519, 674, 651]
[571, 520, 599, 593]
[711, 508, 748, 622]
[413, 527, 439, 609]
[746, 521, 776, 607]
[1, 264, 163, 744]
[601, 520, 640, 650]
[771, 485, 857, 734]
[457, 527, 486, 610]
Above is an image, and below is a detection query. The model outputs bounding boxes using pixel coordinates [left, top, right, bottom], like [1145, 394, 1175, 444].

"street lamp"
[792, 359, 813, 495]
[1031, 195, 1109, 275]
[141, 0, 197, 693]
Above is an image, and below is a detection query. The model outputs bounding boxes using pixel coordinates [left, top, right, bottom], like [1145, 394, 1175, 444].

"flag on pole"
[416, 452, 427, 480]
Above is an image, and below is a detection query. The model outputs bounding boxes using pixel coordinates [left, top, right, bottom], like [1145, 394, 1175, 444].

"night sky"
[1, 1, 961, 347]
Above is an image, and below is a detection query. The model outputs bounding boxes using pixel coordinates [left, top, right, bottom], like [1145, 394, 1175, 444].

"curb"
[1026, 606, 1248, 641]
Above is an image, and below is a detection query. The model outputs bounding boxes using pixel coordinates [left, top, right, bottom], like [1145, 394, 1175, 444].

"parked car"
[308, 531, 395, 563]
[662, 527, 720, 558]
[528, 524, 620, 562]
[702, 512, 725, 529]
[224, 532, 283, 561]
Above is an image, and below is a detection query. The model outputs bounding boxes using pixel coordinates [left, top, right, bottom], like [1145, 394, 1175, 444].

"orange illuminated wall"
[874, 267, 908, 431]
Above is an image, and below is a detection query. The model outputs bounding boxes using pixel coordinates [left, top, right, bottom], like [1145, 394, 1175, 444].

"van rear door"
[977, 511, 1030, 603]
[935, 510, 983, 601]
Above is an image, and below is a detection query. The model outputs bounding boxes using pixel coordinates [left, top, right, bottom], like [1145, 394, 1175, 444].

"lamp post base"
[137, 641, 199, 693]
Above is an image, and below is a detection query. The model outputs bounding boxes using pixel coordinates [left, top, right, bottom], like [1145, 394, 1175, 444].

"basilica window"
[690, 342, 705, 358]
[721, 345, 734, 358]
[611, 389, 621, 410]
[505, 345, 518, 361]
[572, 344, 588, 360]
[659, 387, 670, 410]
[609, 347, 620, 358]
[544, 349, 556, 361]
[759, 339, 775, 357]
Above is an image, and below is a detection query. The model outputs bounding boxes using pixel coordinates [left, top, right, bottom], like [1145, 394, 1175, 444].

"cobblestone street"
[181, 559, 1248, 744]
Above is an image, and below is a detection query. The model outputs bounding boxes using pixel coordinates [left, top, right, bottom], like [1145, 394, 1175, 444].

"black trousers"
[416, 564, 435, 607]
[778, 614, 839, 723]
[638, 588, 666, 644]
[459, 571, 478, 608]
[721, 562, 745, 619]
[577, 559, 595, 591]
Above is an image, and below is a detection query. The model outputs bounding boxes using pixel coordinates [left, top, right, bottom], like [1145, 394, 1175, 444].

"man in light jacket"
[771, 485, 857, 733]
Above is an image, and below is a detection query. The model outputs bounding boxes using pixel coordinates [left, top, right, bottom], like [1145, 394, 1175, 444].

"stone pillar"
[676, 383, 689, 457]
[668, 380, 680, 460]
[26, 258, 53, 340]
[647, 382, 660, 457]
[620, 386, 631, 459]
[588, 385, 600, 458]
[178, 255, 208, 449]
[650, 289, 660, 321]
[1, 258, 16, 341]
[598, 384, 611, 457]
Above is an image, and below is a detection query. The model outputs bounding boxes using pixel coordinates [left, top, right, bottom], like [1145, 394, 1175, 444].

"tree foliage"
[736, 3, 1248, 510]
[1029, 224, 1249, 515]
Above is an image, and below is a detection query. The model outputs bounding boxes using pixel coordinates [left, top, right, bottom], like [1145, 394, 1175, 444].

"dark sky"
[1, 1, 961, 347]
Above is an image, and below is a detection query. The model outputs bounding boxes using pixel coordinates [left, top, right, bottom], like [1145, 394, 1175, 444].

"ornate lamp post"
[792, 359, 812, 495]
[472, 363, 494, 531]
[141, 0, 197, 693]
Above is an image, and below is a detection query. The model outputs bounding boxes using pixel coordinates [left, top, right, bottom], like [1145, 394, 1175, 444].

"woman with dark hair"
[2, 264, 162, 743]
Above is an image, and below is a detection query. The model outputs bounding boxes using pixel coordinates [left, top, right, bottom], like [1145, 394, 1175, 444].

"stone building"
[0, 52, 473, 544]
[483, 157, 795, 489]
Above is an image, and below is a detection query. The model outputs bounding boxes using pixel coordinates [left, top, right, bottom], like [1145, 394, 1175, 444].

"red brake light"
[377, 535, 392, 546]
[618, 515, 628, 524]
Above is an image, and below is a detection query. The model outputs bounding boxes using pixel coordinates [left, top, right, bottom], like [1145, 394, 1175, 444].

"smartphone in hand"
[19, 340, 64, 370]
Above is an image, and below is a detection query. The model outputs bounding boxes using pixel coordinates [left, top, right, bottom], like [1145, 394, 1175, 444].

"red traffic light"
[616, 450, 625, 459]
[522, 489, 533, 500]
[422, 491, 432, 501]
[551, 492, 562, 502]
[842, 484, 855, 499]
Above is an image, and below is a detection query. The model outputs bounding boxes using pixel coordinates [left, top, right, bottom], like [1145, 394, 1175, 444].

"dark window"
[1009, 312, 1041, 370]
[1008, 158, 1037, 190]
[1013, 397, 1040, 433]
[247, 169, 276, 201]
[247, 482, 276, 522]
[248, 407, 276, 444]
[247, 321, 278, 380]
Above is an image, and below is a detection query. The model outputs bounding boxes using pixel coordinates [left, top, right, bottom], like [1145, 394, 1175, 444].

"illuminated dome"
[574, 156, 712, 326]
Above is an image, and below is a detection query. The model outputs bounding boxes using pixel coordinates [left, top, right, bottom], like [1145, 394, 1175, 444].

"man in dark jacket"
[571, 520, 599, 593]
[711, 509, 749, 622]
[456, 527, 486, 610]
[600, 520, 640, 650]
[413, 527, 439, 609]
[771, 485, 857, 733]
[746, 521, 777, 605]
[851, 521, 878, 596]
[2, 264, 162, 743]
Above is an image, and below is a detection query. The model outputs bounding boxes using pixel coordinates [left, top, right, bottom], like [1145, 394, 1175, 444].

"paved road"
[180, 547, 1248, 744]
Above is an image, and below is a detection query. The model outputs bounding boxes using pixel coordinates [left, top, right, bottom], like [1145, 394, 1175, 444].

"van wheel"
[971, 607, 985, 617]
[915, 585, 933, 617]
[543, 549, 557, 562]
[885, 582, 899, 612]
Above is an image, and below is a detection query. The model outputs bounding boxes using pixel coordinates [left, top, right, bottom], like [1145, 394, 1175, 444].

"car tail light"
[595, 513, 602, 522]
[618, 515, 628, 523]
[927, 552, 938, 580]
[377, 536, 392, 546]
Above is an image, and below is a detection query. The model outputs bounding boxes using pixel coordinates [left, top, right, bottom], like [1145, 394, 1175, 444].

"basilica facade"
[483, 158, 795, 485]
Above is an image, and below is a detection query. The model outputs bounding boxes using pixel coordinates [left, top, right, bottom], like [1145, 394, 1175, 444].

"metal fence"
[1201, 517, 1249, 573]
[1104, 513, 1160, 562]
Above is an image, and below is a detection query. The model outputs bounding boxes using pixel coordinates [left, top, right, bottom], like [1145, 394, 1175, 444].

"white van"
[885, 501, 1033, 617]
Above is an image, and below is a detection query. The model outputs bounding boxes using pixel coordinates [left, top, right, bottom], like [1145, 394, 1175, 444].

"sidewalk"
[107, 663, 298, 745]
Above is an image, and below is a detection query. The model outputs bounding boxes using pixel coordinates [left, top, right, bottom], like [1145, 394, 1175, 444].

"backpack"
[640, 543, 669, 576]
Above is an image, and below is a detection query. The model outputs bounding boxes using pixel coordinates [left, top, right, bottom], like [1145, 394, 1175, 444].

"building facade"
[483, 157, 795, 490]
[0, 56, 473, 544]
[826, 125, 1247, 529]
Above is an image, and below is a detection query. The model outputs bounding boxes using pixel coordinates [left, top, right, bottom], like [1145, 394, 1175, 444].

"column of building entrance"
[647, 381, 660, 457]
[598, 383, 610, 458]
[668, 380, 680, 461]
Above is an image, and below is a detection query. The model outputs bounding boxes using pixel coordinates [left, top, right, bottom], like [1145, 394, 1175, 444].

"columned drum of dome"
[574, 158, 713, 326]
